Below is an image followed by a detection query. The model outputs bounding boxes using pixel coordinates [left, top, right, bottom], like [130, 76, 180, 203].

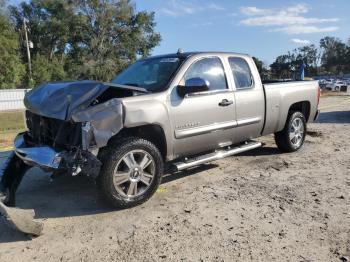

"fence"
[0, 89, 30, 111]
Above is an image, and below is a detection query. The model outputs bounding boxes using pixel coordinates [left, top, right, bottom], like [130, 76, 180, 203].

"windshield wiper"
[104, 82, 148, 93]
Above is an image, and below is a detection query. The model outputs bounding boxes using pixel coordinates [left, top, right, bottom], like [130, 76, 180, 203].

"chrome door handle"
[219, 99, 233, 107]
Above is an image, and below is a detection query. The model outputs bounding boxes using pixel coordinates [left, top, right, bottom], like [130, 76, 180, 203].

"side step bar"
[173, 141, 262, 171]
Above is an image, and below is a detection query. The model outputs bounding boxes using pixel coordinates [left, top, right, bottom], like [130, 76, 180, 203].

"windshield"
[112, 57, 183, 92]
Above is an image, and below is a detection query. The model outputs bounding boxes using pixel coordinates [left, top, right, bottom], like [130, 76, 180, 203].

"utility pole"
[23, 18, 33, 83]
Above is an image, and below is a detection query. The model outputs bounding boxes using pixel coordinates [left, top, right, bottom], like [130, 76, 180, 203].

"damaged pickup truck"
[0, 52, 320, 235]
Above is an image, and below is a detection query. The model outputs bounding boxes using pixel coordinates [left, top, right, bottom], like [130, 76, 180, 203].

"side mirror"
[177, 77, 210, 97]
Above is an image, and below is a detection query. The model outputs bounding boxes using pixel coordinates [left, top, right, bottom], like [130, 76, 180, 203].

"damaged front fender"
[72, 98, 124, 148]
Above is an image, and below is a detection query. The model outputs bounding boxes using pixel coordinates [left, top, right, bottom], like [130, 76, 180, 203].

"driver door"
[169, 56, 236, 158]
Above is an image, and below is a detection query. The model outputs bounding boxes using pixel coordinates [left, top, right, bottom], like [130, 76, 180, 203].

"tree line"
[1, 0, 349, 89]
[263, 37, 350, 80]
[0, 0, 160, 89]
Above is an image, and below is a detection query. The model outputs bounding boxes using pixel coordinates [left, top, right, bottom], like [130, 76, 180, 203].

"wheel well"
[109, 125, 167, 159]
[289, 101, 311, 121]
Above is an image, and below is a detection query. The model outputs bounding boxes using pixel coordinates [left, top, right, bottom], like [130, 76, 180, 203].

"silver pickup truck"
[0, 52, 320, 235]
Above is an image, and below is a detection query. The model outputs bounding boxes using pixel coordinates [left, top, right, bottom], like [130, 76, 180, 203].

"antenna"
[23, 17, 33, 84]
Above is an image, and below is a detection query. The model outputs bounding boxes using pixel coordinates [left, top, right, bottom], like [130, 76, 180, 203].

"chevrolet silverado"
[0, 52, 320, 235]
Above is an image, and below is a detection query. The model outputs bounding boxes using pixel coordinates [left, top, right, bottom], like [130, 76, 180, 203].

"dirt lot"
[0, 95, 349, 262]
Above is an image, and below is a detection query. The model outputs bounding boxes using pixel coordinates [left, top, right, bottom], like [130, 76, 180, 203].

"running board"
[173, 141, 262, 171]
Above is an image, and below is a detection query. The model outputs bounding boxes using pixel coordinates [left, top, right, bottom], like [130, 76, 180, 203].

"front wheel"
[274, 111, 306, 153]
[97, 137, 164, 208]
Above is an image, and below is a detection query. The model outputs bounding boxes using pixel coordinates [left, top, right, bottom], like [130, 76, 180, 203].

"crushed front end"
[0, 113, 102, 236]
[0, 81, 126, 236]
[17, 111, 102, 178]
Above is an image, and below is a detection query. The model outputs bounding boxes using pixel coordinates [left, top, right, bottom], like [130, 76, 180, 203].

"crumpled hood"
[24, 81, 109, 120]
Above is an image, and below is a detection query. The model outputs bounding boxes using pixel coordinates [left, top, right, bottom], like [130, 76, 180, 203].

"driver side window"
[183, 57, 228, 91]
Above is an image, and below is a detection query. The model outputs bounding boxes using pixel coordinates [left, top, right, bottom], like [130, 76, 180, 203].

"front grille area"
[25, 111, 82, 150]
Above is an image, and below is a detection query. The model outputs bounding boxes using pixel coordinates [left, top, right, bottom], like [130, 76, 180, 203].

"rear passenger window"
[228, 57, 253, 89]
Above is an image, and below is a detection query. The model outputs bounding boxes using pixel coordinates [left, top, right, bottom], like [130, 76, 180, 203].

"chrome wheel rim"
[113, 150, 155, 198]
[289, 117, 304, 147]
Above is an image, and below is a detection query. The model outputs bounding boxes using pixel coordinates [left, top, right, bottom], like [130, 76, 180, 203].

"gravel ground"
[0, 95, 349, 262]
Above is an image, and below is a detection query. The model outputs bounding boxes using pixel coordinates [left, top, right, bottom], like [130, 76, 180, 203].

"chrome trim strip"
[236, 117, 261, 127]
[185, 89, 231, 98]
[175, 120, 237, 139]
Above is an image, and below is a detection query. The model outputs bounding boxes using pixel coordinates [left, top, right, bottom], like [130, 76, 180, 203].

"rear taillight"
[317, 85, 320, 106]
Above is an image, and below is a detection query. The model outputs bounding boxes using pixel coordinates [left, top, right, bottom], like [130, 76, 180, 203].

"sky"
[9, 0, 350, 65]
[134, 0, 350, 64]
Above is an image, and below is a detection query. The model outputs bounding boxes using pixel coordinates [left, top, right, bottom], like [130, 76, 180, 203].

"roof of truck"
[145, 51, 250, 60]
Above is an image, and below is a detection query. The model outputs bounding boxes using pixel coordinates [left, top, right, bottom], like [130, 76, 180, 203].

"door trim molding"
[237, 117, 261, 127]
[175, 117, 261, 139]
[175, 120, 237, 139]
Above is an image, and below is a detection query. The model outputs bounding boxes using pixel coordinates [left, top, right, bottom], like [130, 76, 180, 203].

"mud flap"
[0, 153, 43, 236]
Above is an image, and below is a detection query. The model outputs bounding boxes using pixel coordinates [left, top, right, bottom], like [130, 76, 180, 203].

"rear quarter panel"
[262, 81, 319, 135]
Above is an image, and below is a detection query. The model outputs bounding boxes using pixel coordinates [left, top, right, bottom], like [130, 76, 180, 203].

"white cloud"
[291, 38, 311, 44]
[241, 16, 338, 26]
[160, 0, 224, 17]
[160, 0, 196, 17]
[273, 26, 339, 34]
[240, 7, 271, 16]
[207, 3, 225, 11]
[239, 3, 339, 35]
[285, 4, 308, 14]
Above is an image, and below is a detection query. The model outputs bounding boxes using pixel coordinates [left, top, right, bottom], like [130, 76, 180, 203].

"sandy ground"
[0, 95, 349, 262]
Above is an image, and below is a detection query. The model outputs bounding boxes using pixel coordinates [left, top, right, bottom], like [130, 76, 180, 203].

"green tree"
[68, 0, 161, 80]
[31, 55, 67, 85]
[320, 37, 347, 75]
[252, 56, 269, 80]
[10, 0, 161, 83]
[270, 44, 321, 79]
[0, 1, 25, 88]
[270, 54, 293, 79]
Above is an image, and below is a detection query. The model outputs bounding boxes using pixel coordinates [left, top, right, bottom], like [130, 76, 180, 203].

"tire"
[97, 137, 164, 208]
[274, 111, 306, 153]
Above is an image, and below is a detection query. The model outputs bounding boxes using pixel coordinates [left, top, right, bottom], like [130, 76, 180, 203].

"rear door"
[169, 56, 236, 158]
[227, 56, 265, 143]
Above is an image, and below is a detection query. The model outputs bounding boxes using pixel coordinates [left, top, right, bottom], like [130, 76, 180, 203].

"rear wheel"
[274, 111, 306, 152]
[98, 137, 163, 208]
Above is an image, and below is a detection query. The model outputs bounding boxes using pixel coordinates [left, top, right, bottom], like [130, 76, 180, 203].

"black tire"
[274, 111, 306, 153]
[97, 137, 164, 208]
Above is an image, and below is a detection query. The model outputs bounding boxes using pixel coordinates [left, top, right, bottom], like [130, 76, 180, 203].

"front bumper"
[13, 132, 101, 177]
[14, 133, 63, 171]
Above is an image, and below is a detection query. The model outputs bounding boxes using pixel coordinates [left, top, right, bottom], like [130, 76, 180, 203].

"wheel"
[97, 137, 164, 208]
[274, 111, 306, 152]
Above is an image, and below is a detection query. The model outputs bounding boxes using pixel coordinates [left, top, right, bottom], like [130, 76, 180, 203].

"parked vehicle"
[326, 80, 347, 91]
[0, 52, 320, 235]
[318, 79, 328, 90]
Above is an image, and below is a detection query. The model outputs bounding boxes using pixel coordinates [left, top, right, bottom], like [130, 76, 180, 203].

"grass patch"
[0, 111, 25, 151]
[0, 111, 25, 132]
